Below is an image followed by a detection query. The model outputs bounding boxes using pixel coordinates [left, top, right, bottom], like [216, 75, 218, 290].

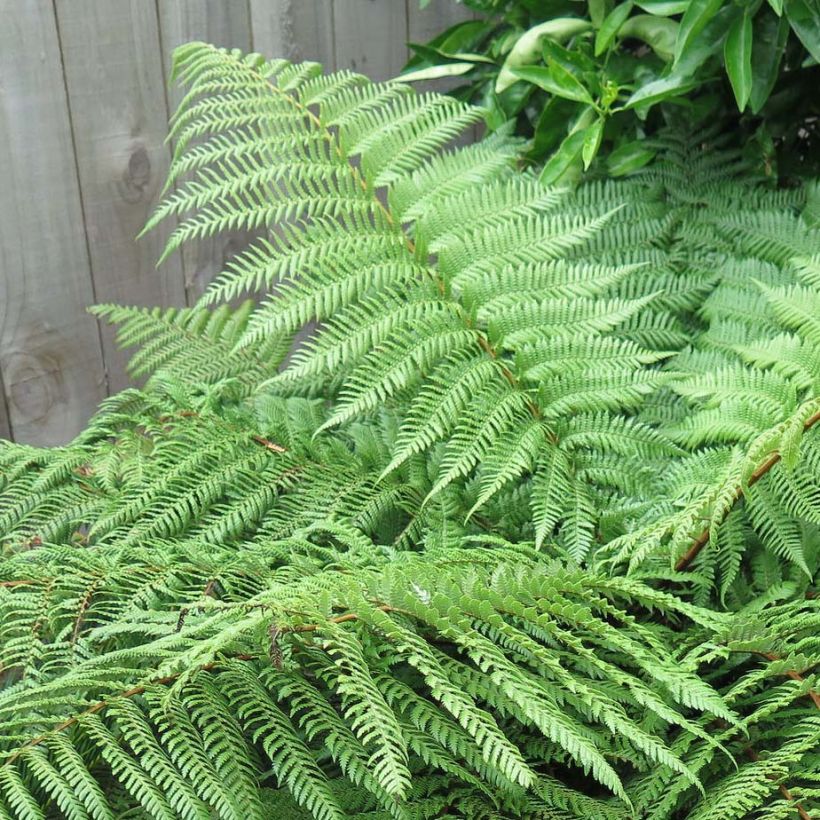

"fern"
[2, 43, 820, 818]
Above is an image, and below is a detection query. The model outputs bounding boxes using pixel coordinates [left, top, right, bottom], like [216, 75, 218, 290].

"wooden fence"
[0, 0, 472, 445]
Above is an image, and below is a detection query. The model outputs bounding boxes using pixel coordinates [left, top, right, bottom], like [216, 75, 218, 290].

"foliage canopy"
[1, 42, 820, 819]
[405, 0, 820, 181]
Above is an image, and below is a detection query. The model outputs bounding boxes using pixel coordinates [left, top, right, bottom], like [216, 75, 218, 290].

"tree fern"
[2, 42, 820, 818]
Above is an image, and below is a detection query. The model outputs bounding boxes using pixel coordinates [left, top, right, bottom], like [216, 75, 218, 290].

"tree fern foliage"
[1, 42, 820, 818]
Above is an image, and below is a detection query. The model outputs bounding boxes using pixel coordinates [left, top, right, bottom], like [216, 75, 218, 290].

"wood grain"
[1, 0, 469, 444]
[0, 372, 10, 441]
[333, 0, 408, 80]
[55, 0, 186, 393]
[407, 0, 474, 45]
[0, 0, 106, 445]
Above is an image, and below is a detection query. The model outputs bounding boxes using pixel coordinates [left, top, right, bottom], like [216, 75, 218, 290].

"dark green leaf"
[588, 0, 611, 27]
[674, 0, 726, 65]
[407, 42, 496, 64]
[532, 96, 581, 157]
[620, 15, 679, 61]
[542, 39, 598, 74]
[786, 0, 820, 62]
[620, 72, 697, 110]
[405, 20, 489, 68]
[582, 118, 605, 168]
[635, 0, 690, 14]
[676, 4, 738, 74]
[497, 19, 593, 91]
[539, 127, 588, 184]
[724, 8, 753, 110]
[510, 64, 594, 104]
[606, 140, 657, 175]
[750, 9, 790, 112]
[595, 2, 634, 56]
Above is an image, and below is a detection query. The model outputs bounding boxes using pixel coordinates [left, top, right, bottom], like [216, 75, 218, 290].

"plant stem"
[675, 409, 820, 572]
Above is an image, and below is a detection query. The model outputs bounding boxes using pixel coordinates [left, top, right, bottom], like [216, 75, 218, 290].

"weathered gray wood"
[285, 0, 335, 66]
[0, 0, 106, 445]
[158, 0, 254, 302]
[332, 0, 408, 80]
[248, 0, 290, 58]
[407, 0, 475, 45]
[55, 0, 187, 393]
[250, 1, 335, 66]
[0, 0, 475, 444]
[0, 373, 10, 441]
[159, 0, 253, 107]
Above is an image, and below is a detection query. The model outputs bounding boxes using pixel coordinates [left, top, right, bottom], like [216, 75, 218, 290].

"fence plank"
[247, 0, 289, 57]
[333, 0, 408, 80]
[0, 0, 106, 445]
[158, 0, 254, 302]
[55, 0, 187, 394]
[0, 375, 10, 441]
[250, 1, 335, 67]
[407, 0, 475, 45]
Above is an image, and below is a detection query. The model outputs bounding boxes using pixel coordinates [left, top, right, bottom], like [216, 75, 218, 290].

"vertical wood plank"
[249, 1, 335, 68]
[406, 0, 474, 45]
[55, 0, 187, 394]
[0, 374, 10, 441]
[0, 0, 106, 445]
[157, 0, 254, 302]
[333, 0, 408, 80]
[158, 0, 253, 108]
[247, 0, 290, 58]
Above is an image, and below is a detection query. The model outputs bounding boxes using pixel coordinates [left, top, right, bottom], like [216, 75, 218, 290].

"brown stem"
[744, 746, 813, 820]
[248, 56, 545, 439]
[675, 409, 820, 572]
[759, 652, 820, 711]
[754, 652, 819, 818]
[251, 435, 287, 454]
[3, 605, 397, 766]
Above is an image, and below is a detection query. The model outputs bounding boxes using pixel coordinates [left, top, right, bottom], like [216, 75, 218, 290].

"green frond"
[4, 39, 820, 820]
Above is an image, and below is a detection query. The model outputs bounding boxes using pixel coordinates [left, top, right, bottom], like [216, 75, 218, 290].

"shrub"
[1, 43, 819, 818]
[404, 0, 820, 180]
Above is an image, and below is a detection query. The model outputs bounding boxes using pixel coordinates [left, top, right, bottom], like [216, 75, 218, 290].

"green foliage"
[1, 43, 820, 818]
[404, 0, 820, 179]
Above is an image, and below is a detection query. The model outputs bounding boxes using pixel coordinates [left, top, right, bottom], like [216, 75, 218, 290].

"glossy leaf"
[539, 126, 588, 184]
[635, 0, 690, 14]
[724, 8, 753, 110]
[620, 15, 679, 61]
[401, 62, 477, 82]
[582, 118, 605, 168]
[588, 0, 610, 27]
[749, 9, 790, 113]
[496, 19, 593, 91]
[405, 20, 489, 68]
[542, 38, 598, 74]
[674, 0, 725, 65]
[595, 2, 634, 56]
[620, 71, 697, 110]
[786, 0, 820, 62]
[510, 64, 594, 104]
[676, 4, 737, 75]
[606, 140, 656, 175]
[532, 96, 580, 157]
